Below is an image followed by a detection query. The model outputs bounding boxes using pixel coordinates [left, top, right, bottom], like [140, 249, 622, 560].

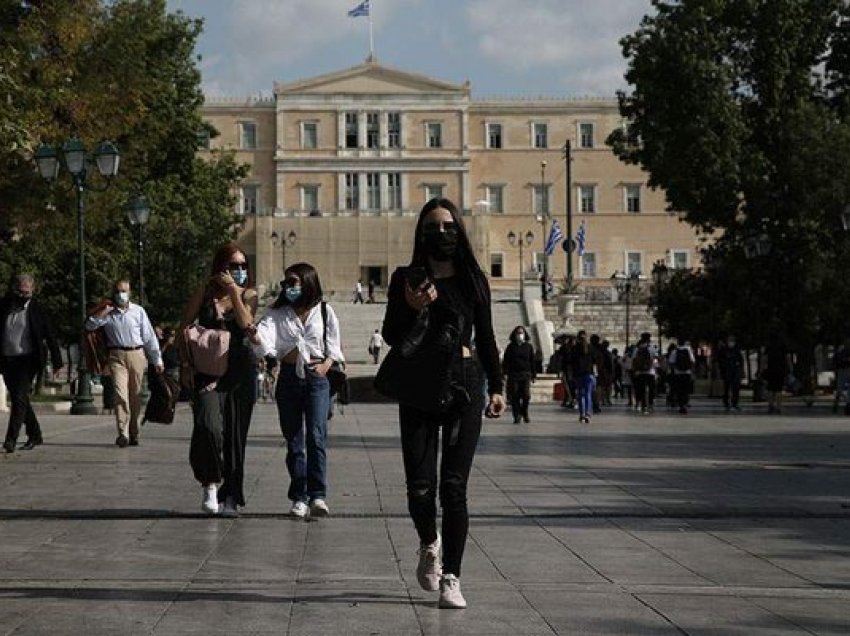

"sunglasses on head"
[228, 262, 248, 270]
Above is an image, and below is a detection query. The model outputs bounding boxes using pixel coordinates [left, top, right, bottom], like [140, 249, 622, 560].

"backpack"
[143, 372, 180, 425]
[633, 345, 653, 373]
[675, 347, 693, 372]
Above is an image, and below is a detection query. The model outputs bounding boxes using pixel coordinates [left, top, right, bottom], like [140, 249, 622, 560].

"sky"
[165, 0, 654, 99]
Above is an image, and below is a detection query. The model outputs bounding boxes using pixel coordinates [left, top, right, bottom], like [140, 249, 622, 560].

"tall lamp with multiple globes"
[610, 270, 641, 348]
[507, 230, 535, 302]
[34, 138, 120, 415]
[270, 230, 297, 287]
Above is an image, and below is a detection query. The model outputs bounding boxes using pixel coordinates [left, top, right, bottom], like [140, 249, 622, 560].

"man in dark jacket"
[1, 273, 63, 452]
[502, 326, 536, 423]
[717, 334, 745, 411]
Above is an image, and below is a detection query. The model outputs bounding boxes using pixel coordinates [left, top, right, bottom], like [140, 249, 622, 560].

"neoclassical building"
[201, 61, 700, 298]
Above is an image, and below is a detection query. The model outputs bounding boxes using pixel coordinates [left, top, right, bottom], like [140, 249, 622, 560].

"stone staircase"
[333, 299, 529, 364]
[544, 299, 658, 351]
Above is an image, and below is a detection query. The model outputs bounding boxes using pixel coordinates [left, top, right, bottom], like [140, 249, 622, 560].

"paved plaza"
[1, 396, 849, 635]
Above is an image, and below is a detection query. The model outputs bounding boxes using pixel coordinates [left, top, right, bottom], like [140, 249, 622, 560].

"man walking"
[353, 279, 365, 304]
[717, 334, 745, 412]
[1, 273, 63, 453]
[85, 280, 163, 447]
[630, 332, 658, 414]
[368, 328, 384, 364]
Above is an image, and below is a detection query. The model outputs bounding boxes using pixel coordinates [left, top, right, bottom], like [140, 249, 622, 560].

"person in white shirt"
[353, 279, 365, 304]
[368, 329, 384, 363]
[86, 280, 162, 447]
[255, 262, 344, 518]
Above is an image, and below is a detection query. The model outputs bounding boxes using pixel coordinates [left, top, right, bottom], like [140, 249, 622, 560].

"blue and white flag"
[348, 0, 370, 17]
[544, 219, 564, 256]
[576, 221, 587, 256]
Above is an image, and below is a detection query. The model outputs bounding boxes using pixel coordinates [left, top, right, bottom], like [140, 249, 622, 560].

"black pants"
[723, 378, 741, 408]
[399, 359, 484, 577]
[189, 372, 255, 506]
[634, 374, 656, 410]
[672, 374, 692, 409]
[2, 355, 42, 444]
[507, 375, 531, 422]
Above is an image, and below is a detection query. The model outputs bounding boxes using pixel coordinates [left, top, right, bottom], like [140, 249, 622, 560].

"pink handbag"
[183, 324, 230, 377]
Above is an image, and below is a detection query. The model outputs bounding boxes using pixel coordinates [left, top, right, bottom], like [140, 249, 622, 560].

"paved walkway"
[1, 397, 849, 635]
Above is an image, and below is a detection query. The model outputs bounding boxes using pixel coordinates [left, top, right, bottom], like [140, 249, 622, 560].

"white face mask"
[115, 291, 129, 306]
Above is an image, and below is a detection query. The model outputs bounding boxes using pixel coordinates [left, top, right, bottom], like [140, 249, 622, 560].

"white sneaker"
[438, 574, 466, 609]
[310, 499, 330, 517]
[201, 485, 219, 515]
[220, 496, 238, 518]
[290, 501, 309, 518]
[416, 534, 442, 591]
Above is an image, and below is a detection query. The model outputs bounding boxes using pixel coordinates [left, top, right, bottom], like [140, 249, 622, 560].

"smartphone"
[404, 266, 428, 289]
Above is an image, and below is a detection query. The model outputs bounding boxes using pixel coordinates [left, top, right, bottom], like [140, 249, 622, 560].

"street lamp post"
[507, 230, 535, 302]
[127, 195, 150, 305]
[611, 270, 641, 348]
[34, 138, 120, 415]
[651, 259, 669, 353]
[270, 230, 297, 285]
[539, 160, 549, 300]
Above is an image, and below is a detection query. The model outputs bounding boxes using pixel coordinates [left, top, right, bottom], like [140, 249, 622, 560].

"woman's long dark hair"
[272, 262, 323, 310]
[410, 198, 489, 305]
[509, 325, 527, 342]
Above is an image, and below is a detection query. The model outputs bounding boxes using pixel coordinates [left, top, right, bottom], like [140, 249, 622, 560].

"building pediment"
[274, 61, 469, 96]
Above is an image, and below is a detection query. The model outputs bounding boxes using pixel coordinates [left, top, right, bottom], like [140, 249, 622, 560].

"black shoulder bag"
[320, 302, 349, 404]
[374, 306, 469, 415]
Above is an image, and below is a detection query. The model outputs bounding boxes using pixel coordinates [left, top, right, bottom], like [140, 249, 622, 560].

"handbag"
[182, 324, 230, 378]
[143, 372, 180, 425]
[320, 302, 349, 403]
[374, 307, 468, 415]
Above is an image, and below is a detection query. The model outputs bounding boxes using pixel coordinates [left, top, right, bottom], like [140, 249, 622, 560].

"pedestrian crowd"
[2, 196, 848, 611]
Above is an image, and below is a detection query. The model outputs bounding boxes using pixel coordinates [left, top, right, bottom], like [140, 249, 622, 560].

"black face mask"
[422, 230, 459, 261]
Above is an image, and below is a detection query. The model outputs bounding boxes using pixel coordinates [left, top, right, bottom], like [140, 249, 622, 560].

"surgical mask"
[422, 229, 459, 261]
[285, 286, 302, 303]
[230, 268, 248, 286]
[513, 334, 525, 344]
[114, 291, 129, 306]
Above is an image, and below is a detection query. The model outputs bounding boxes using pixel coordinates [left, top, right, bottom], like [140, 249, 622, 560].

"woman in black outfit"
[382, 198, 506, 609]
[180, 242, 258, 518]
[502, 325, 536, 424]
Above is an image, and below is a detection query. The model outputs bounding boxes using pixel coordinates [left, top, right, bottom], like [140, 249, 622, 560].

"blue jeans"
[276, 363, 331, 503]
[577, 374, 596, 418]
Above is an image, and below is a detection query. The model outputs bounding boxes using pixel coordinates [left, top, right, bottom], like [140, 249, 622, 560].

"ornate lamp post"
[507, 230, 535, 302]
[34, 138, 120, 415]
[651, 259, 670, 352]
[127, 195, 150, 305]
[538, 160, 549, 300]
[270, 230, 297, 284]
[610, 270, 641, 348]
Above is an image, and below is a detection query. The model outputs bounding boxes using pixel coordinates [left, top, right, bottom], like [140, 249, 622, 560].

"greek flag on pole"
[576, 221, 587, 256]
[544, 219, 564, 256]
[348, 0, 370, 17]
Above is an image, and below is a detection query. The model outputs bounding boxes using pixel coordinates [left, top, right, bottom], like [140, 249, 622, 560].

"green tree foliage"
[610, 0, 850, 354]
[0, 0, 247, 341]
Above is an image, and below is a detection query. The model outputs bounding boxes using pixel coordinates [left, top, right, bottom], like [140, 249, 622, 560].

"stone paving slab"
[1, 397, 850, 634]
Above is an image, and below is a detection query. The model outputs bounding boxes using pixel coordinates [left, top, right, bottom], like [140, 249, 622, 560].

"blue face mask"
[285, 286, 302, 303]
[230, 268, 248, 286]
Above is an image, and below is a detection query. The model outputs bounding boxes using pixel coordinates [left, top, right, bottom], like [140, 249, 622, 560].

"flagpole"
[368, 1, 375, 60]
[565, 139, 573, 284]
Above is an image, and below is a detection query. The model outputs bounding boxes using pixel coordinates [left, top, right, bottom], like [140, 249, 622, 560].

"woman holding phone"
[180, 242, 258, 517]
[381, 198, 506, 609]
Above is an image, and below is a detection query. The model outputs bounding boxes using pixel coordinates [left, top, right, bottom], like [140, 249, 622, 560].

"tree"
[610, 0, 850, 379]
[0, 0, 247, 336]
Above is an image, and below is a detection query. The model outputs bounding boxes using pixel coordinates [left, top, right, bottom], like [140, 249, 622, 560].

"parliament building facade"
[200, 61, 700, 298]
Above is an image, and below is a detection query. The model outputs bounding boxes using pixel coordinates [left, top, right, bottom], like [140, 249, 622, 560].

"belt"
[107, 345, 143, 351]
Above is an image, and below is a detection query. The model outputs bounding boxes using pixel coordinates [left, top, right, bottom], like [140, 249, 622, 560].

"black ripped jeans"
[399, 358, 484, 578]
